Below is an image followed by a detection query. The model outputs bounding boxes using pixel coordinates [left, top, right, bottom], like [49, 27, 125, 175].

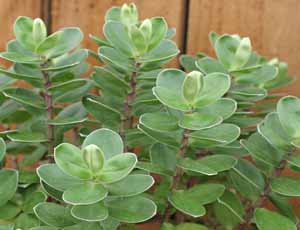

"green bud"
[82, 144, 105, 174]
[120, 3, 138, 26]
[139, 19, 152, 42]
[131, 26, 147, 56]
[32, 18, 47, 46]
[182, 71, 203, 106]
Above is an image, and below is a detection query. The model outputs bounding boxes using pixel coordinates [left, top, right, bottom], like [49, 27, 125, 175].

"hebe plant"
[0, 2, 299, 230]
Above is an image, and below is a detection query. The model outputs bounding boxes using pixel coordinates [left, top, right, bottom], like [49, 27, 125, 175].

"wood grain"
[51, 0, 186, 66]
[0, 0, 42, 66]
[187, 0, 300, 96]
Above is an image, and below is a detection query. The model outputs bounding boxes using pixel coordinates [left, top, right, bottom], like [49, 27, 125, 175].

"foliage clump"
[0, 3, 299, 230]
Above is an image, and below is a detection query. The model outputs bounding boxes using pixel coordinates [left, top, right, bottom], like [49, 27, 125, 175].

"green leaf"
[135, 161, 174, 176]
[92, 67, 129, 96]
[82, 144, 105, 174]
[98, 46, 135, 71]
[189, 123, 240, 148]
[0, 138, 6, 162]
[82, 128, 123, 159]
[269, 192, 297, 222]
[7, 132, 47, 143]
[23, 191, 47, 213]
[131, 26, 147, 55]
[0, 52, 41, 64]
[196, 98, 237, 120]
[182, 71, 203, 105]
[258, 112, 292, 151]
[213, 191, 245, 229]
[195, 72, 230, 107]
[105, 6, 121, 22]
[54, 143, 92, 179]
[153, 69, 189, 111]
[32, 18, 47, 45]
[0, 202, 21, 220]
[103, 21, 135, 57]
[229, 159, 265, 200]
[0, 68, 42, 82]
[0, 224, 14, 230]
[277, 96, 300, 143]
[229, 87, 267, 102]
[36, 28, 83, 59]
[139, 19, 152, 42]
[180, 55, 198, 71]
[13, 16, 35, 50]
[196, 57, 227, 74]
[286, 154, 300, 168]
[271, 176, 300, 197]
[209, 31, 218, 46]
[265, 62, 294, 89]
[139, 40, 179, 63]
[139, 112, 179, 132]
[97, 153, 137, 183]
[63, 182, 108, 205]
[19, 170, 39, 185]
[254, 208, 296, 230]
[49, 79, 88, 94]
[169, 184, 225, 217]
[50, 102, 87, 126]
[229, 37, 251, 71]
[231, 65, 278, 84]
[215, 35, 251, 71]
[82, 96, 121, 130]
[15, 213, 39, 229]
[37, 164, 84, 191]
[0, 169, 18, 206]
[148, 17, 167, 50]
[42, 62, 80, 72]
[3, 88, 45, 109]
[178, 112, 222, 130]
[0, 72, 15, 91]
[138, 124, 182, 148]
[241, 133, 283, 168]
[51, 79, 92, 103]
[178, 155, 237, 175]
[34, 203, 77, 228]
[105, 174, 154, 197]
[71, 202, 108, 222]
[150, 143, 176, 171]
[41, 181, 63, 201]
[105, 196, 156, 223]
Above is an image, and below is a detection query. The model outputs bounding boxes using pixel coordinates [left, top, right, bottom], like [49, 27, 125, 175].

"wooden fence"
[1, 0, 299, 95]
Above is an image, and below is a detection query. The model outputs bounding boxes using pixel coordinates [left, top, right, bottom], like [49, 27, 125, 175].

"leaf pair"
[153, 69, 231, 111]
[169, 184, 225, 217]
[2, 16, 83, 60]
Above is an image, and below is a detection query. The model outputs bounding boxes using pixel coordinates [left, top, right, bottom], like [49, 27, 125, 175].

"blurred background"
[0, 0, 299, 96]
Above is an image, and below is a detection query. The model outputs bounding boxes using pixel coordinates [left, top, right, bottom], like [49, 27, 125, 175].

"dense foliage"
[0, 3, 299, 230]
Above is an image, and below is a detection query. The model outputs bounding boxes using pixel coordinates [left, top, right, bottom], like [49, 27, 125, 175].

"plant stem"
[236, 154, 290, 230]
[162, 129, 191, 223]
[41, 62, 55, 157]
[121, 62, 140, 151]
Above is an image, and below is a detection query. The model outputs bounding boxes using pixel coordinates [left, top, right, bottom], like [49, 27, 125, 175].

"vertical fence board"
[51, 0, 186, 66]
[0, 0, 42, 66]
[187, 0, 300, 95]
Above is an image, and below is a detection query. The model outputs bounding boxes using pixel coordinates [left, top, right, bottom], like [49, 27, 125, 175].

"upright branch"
[121, 62, 140, 151]
[41, 62, 54, 156]
[163, 128, 191, 223]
